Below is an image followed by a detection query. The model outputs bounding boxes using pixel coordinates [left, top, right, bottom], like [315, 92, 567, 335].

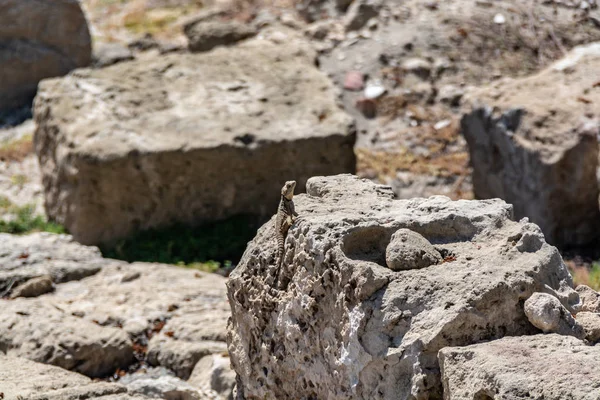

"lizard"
[275, 180, 299, 277]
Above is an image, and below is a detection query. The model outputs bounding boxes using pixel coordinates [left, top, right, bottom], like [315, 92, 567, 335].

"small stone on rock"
[343, 71, 364, 91]
[493, 13, 506, 24]
[364, 81, 386, 99]
[385, 229, 442, 271]
[9, 275, 54, 298]
[524, 292, 585, 339]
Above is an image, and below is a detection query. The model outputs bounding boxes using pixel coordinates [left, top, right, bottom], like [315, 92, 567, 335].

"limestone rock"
[576, 311, 600, 343]
[576, 284, 600, 312]
[385, 228, 442, 271]
[461, 43, 600, 247]
[439, 334, 600, 400]
[121, 367, 209, 400]
[0, 0, 92, 110]
[0, 298, 135, 377]
[0, 232, 230, 379]
[0, 232, 104, 294]
[189, 354, 236, 400]
[51, 260, 230, 378]
[34, 29, 355, 245]
[227, 174, 577, 399]
[524, 292, 585, 339]
[147, 338, 228, 381]
[93, 43, 135, 68]
[185, 20, 257, 53]
[0, 354, 149, 400]
[9, 274, 54, 298]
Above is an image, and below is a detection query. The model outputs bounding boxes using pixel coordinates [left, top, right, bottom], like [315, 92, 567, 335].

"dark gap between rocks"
[100, 214, 264, 272]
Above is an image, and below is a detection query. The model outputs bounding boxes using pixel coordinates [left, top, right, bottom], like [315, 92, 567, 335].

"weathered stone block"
[461, 43, 600, 247]
[33, 30, 355, 245]
[439, 334, 600, 400]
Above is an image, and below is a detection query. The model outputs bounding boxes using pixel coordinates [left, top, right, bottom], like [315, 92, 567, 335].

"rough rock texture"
[189, 354, 236, 400]
[385, 228, 443, 271]
[0, 354, 147, 400]
[296, 0, 353, 22]
[439, 334, 600, 400]
[524, 292, 585, 339]
[121, 367, 212, 400]
[0, 0, 92, 110]
[343, 0, 380, 31]
[34, 28, 355, 245]
[576, 311, 600, 343]
[185, 20, 258, 53]
[0, 233, 104, 295]
[461, 43, 600, 247]
[9, 274, 54, 298]
[227, 174, 578, 400]
[93, 43, 135, 68]
[0, 232, 230, 380]
[577, 284, 600, 313]
[0, 297, 135, 377]
[51, 261, 230, 378]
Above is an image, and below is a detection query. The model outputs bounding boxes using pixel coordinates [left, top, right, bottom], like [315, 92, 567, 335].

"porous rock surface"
[0, 233, 230, 384]
[461, 43, 600, 247]
[0, 0, 92, 110]
[34, 27, 355, 245]
[523, 292, 585, 339]
[439, 334, 600, 400]
[0, 354, 147, 400]
[227, 174, 578, 400]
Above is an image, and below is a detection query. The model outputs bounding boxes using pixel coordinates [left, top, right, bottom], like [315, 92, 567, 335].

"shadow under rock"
[100, 214, 264, 268]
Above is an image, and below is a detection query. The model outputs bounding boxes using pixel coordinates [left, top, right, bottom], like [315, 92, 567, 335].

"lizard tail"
[274, 236, 285, 282]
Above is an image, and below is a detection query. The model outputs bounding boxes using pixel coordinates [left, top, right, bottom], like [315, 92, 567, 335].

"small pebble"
[364, 81, 386, 99]
[434, 119, 451, 130]
[493, 13, 506, 24]
[343, 71, 364, 91]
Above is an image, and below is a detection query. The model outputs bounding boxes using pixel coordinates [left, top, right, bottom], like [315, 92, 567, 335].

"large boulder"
[439, 334, 600, 400]
[0, 0, 92, 110]
[34, 28, 355, 245]
[461, 42, 600, 247]
[226, 174, 578, 399]
[0, 354, 148, 400]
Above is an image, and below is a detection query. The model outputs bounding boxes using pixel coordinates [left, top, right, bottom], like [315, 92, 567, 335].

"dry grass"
[566, 259, 600, 291]
[356, 118, 470, 183]
[0, 135, 33, 163]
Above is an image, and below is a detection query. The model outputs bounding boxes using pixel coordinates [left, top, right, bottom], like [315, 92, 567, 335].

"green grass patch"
[589, 262, 600, 291]
[0, 204, 66, 235]
[101, 214, 262, 268]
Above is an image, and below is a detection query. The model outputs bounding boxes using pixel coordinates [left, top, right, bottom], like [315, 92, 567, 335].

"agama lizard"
[275, 180, 299, 275]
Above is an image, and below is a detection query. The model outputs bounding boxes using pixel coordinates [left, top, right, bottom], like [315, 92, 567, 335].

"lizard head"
[281, 180, 296, 200]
